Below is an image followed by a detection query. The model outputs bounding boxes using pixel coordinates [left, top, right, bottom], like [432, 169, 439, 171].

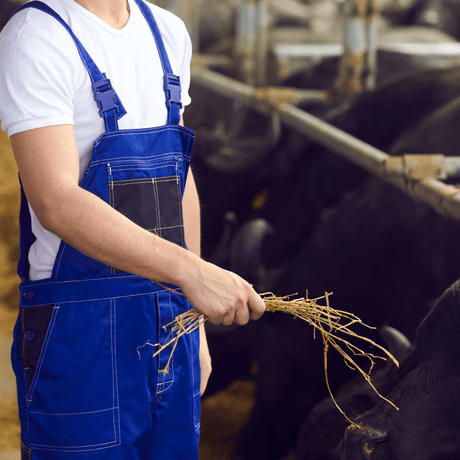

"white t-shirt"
[0, 0, 192, 281]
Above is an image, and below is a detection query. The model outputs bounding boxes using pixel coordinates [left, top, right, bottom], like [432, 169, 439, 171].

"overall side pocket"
[25, 299, 120, 452]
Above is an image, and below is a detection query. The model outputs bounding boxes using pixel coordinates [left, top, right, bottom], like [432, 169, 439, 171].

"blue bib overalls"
[10, 2, 200, 459]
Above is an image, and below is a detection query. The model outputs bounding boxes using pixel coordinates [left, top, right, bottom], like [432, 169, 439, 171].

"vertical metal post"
[235, 0, 257, 85]
[334, 0, 367, 97]
[334, 0, 380, 98]
[235, 0, 270, 86]
[255, 0, 270, 87]
[364, 0, 379, 91]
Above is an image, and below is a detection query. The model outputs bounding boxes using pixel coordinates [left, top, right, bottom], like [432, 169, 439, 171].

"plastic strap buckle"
[92, 75, 118, 117]
[163, 73, 182, 109]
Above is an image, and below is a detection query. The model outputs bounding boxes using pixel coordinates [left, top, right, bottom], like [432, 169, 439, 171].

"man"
[0, 0, 265, 458]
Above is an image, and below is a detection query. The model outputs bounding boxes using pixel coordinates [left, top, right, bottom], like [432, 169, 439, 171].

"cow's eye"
[362, 434, 388, 457]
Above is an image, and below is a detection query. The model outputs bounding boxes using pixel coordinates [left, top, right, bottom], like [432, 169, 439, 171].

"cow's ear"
[414, 281, 460, 361]
[379, 326, 411, 362]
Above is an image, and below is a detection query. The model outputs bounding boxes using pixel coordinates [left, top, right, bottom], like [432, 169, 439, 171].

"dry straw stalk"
[152, 291, 399, 424]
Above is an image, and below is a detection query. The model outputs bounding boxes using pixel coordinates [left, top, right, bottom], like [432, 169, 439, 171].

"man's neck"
[74, 0, 130, 29]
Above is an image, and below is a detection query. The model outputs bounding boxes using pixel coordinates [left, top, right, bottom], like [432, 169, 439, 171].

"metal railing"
[191, 65, 460, 220]
[159, 0, 460, 220]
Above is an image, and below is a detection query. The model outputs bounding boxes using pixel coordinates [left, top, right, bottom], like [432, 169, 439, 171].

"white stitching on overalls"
[152, 177, 161, 237]
[52, 242, 66, 277]
[20, 308, 29, 371]
[26, 306, 60, 405]
[27, 299, 121, 451]
[175, 164, 186, 248]
[31, 435, 119, 450]
[111, 298, 121, 444]
[93, 126, 192, 147]
[29, 407, 116, 416]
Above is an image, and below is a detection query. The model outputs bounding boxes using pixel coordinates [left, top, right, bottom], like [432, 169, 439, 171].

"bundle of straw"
[152, 291, 399, 423]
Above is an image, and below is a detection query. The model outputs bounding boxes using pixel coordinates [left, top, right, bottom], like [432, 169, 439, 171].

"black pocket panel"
[155, 177, 184, 245]
[111, 179, 159, 231]
[19, 305, 55, 390]
[109, 175, 185, 273]
[110, 175, 184, 246]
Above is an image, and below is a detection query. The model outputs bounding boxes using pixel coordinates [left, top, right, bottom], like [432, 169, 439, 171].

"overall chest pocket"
[107, 156, 186, 272]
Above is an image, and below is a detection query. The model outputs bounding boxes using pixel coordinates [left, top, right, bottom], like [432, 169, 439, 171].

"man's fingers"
[207, 315, 223, 326]
[221, 290, 265, 325]
[248, 292, 266, 321]
[190, 271, 266, 326]
[234, 305, 250, 326]
[221, 311, 236, 326]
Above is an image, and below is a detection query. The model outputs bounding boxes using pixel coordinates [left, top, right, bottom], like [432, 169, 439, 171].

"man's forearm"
[41, 181, 200, 287]
[12, 124, 266, 325]
[183, 170, 201, 257]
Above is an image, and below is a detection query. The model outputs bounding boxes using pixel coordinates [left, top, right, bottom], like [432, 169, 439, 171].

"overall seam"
[93, 127, 193, 147]
[20, 308, 29, 371]
[21, 441, 32, 460]
[52, 238, 71, 279]
[150, 384, 163, 413]
[32, 432, 118, 449]
[20, 289, 171, 307]
[185, 131, 192, 158]
[152, 177, 161, 237]
[26, 306, 60, 404]
[107, 157, 178, 167]
[31, 442, 119, 453]
[175, 171, 185, 247]
[155, 292, 174, 390]
[29, 408, 116, 416]
[111, 176, 178, 186]
[110, 298, 121, 445]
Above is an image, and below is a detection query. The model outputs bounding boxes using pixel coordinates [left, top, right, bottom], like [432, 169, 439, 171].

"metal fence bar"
[275, 102, 388, 173]
[191, 65, 460, 221]
[276, 104, 460, 220]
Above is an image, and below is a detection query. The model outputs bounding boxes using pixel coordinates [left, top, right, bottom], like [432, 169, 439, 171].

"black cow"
[192, 65, 460, 272]
[234, 86, 460, 459]
[339, 278, 460, 460]
[236, 176, 445, 460]
[297, 276, 460, 460]
[189, 65, 460, 266]
[256, 65, 460, 266]
[295, 326, 412, 460]
[189, 54, 460, 460]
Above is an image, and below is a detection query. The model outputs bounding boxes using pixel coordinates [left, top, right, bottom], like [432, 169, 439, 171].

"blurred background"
[3, 0, 460, 459]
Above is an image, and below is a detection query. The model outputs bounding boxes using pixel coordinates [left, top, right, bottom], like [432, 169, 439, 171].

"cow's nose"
[342, 424, 388, 458]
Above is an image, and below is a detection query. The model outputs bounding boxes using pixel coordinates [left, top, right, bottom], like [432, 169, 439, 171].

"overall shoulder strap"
[12, 1, 126, 132]
[134, 0, 182, 125]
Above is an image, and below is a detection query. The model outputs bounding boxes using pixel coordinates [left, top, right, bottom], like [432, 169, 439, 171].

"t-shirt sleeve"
[0, 11, 79, 137]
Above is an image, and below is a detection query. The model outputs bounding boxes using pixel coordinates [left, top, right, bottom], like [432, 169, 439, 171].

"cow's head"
[339, 280, 460, 460]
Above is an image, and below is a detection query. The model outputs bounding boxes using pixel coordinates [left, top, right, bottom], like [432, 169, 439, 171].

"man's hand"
[180, 257, 266, 326]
